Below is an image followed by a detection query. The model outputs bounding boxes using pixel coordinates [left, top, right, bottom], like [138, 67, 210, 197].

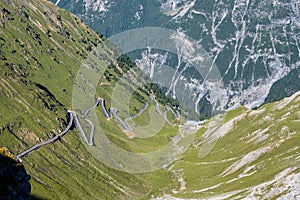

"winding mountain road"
[99, 98, 112, 119]
[165, 105, 180, 120]
[109, 108, 132, 131]
[17, 111, 74, 159]
[73, 111, 89, 144]
[82, 98, 102, 118]
[85, 119, 94, 145]
[124, 99, 153, 122]
[17, 96, 181, 158]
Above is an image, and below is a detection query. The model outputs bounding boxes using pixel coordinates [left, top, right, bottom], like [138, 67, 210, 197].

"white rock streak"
[55, 0, 61, 6]
[245, 167, 300, 199]
[221, 146, 272, 177]
[82, 0, 111, 13]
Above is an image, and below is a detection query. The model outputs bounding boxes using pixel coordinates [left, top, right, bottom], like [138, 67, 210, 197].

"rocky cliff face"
[0, 147, 31, 200]
[54, 0, 300, 114]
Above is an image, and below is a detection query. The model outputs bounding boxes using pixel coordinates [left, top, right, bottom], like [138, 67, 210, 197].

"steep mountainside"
[1, 0, 299, 199]
[155, 91, 300, 199]
[53, 0, 300, 114]
[0, 0, 177, 199]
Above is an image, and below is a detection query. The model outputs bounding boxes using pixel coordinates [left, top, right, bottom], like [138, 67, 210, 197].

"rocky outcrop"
[0, 147, 31, 200]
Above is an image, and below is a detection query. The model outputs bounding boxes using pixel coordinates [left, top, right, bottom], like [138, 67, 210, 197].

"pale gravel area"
[152, 189, 243, 200]
[247, 107, 265, 117]
[196, 157, 238, 165]
[244, 167, 300, 199]
[245, 127, 271, 144]
[221, 146, 272, 177]
[153, 92, 300, 200]
[197, 113, 246, 158]
[153, 169, 300, 200]
[274, 91, 300, 110]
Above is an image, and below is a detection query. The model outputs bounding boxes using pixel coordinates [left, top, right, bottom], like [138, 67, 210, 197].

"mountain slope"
[155, 91, 300, 199]
[0, 0, 176, 199]
[54, 0, 300, 114]
[1, 0, 299, 199]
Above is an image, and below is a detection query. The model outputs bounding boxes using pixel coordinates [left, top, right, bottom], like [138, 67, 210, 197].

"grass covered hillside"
[0, 0, 178, 199]
[0, 0, 299, 199]
[156, 91, 300, 199]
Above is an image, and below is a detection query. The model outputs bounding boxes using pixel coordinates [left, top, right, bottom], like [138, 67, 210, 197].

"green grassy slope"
[1, 0, 299, 199]
[159, 91, 300, 199]
[0, 0, 178, 199]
